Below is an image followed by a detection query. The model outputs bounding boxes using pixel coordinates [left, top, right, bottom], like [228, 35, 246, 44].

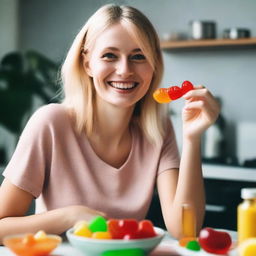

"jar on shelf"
[237, 188, 256, 243]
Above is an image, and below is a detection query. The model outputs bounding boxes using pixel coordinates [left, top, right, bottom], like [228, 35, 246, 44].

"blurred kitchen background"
[0, 0, 256, 230]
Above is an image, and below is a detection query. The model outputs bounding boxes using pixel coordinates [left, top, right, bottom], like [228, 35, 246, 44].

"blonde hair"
[61, 4, 168, 145]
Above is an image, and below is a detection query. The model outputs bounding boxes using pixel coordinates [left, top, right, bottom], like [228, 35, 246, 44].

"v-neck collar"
[84, 126, 135, 171]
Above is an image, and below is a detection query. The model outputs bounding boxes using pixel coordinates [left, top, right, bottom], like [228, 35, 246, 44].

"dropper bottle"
[237, 188, 256, 243]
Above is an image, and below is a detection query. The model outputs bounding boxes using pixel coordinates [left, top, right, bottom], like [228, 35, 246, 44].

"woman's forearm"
[0, 205, 105, 244]
[176, 136, 205, 230]
[168, 136, 205, 237]
[0, 207, 73, 244]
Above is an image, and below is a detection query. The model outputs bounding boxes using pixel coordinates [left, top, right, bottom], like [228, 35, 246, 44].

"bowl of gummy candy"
[66, 216, 165, 256]
[3, 230, 62, 256]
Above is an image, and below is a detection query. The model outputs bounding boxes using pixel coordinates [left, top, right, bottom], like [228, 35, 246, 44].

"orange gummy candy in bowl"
[3, 230, 62, 256]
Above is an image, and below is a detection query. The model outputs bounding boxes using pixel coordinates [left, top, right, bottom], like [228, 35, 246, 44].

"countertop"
[202, 163, 256, 182]
[0, 231, 238, 256]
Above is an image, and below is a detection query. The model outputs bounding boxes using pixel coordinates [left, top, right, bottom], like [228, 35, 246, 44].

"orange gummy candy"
[153, 88, 171, 103]
[22, 234, 36, 246]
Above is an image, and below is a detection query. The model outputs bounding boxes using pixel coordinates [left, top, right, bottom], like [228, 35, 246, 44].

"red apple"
[198, 227, 232, 254]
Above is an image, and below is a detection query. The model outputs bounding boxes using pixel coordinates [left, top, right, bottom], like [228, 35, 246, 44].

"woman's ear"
[82, 52, 93, 77]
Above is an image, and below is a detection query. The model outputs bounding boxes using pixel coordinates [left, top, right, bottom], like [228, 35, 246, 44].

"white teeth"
[109, 82, 137, 90]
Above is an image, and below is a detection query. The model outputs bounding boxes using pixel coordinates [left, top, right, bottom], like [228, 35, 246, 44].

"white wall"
[19, 0, 123, 62]
[0, 0, 19, 59]
[2, 0, 256, 162]
[0, 0, 19, 162]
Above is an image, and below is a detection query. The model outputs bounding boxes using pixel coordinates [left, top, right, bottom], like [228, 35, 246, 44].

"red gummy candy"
[137, 220, 156, 239]
[168, 86, 183, 100]
[153, 80, 194, 104]
[120, 219, 138, 235]
[198, 227, 232, 254]
[107, 219, 138, 239]
[182, 80, 194, 95]
[107, 219, 124, 239]
[108, 219, 157, 240]
[123, 233, 139, 240]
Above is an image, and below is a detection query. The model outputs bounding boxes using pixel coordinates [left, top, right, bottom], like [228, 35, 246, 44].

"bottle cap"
[241, 188, 256, 199]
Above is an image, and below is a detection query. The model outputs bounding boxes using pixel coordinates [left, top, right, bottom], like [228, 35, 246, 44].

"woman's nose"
[116, 59, 133, 78]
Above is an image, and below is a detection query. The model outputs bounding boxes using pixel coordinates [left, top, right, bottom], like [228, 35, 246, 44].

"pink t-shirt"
[3, 104, 180, 220]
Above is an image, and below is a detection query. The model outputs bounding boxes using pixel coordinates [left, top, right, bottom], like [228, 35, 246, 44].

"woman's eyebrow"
[102, 47, 142, 52]
[132, 48, 142, 53]
[103, 47, 119, 51]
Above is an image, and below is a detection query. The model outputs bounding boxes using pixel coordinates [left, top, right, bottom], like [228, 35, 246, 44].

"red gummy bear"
[181, 80, 194, 95]
[108, 219, 138, 239]
[198, 227, 232, 254]
[153, 80, 194, 103]
[108, 219, 123, 239]
[137, 220, 156, 239]
[168, 86, 183, 100]
[168, 81, 194, 100]
[108, 219, 156, 240]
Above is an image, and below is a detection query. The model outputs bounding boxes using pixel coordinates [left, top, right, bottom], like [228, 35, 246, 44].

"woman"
[0, 4, 220, 242]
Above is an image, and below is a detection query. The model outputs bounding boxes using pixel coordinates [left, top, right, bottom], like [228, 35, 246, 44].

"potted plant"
[0, 50, 60, 165]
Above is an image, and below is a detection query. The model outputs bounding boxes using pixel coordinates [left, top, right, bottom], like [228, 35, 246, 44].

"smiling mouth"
[108, 81, 139, 90]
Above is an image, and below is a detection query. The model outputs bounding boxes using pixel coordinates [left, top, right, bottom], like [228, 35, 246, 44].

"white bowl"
[66, 227, 165, 256]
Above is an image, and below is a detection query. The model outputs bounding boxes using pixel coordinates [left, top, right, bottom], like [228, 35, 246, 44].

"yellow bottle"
[182, 203, 196, 238]
[238, 188, 256, 244]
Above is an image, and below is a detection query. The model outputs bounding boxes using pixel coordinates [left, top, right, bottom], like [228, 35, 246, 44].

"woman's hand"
[182, 85, 220, 140]
[65, 205, 107, 226]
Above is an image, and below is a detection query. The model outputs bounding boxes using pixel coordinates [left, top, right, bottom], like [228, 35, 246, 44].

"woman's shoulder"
[34, 103, 67, 118]
[28, 103, 71, 129]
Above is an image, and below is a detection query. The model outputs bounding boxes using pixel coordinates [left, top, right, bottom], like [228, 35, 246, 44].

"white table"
[0, 231, 238, 256]
[0, 242, 84, 256]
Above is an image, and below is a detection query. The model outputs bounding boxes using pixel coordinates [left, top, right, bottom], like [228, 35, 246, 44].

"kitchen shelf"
[160, 37, 256, 51]
[203, 163, 256, 182]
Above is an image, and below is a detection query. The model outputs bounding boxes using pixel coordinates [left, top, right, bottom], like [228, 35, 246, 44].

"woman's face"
[85, 23, 154, 109]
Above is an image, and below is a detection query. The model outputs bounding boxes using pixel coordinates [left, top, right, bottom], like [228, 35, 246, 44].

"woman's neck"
[91, 100, 135, 146]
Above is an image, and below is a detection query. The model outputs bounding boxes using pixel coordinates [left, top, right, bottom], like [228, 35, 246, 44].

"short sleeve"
[157, 118, 180, 175]
[3, 106, 54, 198]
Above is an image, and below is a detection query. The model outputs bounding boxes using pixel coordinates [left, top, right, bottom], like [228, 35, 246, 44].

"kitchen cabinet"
[147, 164, 256, 231]
[160, 37, 256, 51]
[203, 164, 256, 231]
[204, 178, 255, 231]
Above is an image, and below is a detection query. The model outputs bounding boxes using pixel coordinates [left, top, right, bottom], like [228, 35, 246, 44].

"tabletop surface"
[0, 230, 238, 256]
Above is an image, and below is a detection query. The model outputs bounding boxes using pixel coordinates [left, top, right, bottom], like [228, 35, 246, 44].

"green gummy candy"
[186, 240, 201, 251]
[101, 248, 145, 256]
[88, 216, 107, 232]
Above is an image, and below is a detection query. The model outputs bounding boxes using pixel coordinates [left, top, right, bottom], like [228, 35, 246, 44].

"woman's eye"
[131, 54, 146, 61]
[102, 53, 117, 60]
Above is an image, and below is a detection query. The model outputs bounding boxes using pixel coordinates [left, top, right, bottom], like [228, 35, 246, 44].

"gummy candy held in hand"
[153, 80, 194, 103]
